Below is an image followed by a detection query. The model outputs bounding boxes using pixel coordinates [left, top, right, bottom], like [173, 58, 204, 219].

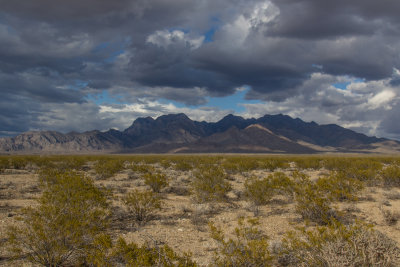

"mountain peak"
[0, 113, 396, 154]
[156, 113, 190, 122]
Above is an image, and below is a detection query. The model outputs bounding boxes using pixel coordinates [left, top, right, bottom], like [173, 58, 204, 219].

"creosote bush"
[244, 172, 294, 215]
[316, 171, 364, 202]
[94, 158, 124, 179]
[174, 160, 193, 171]
[131, 163, 155, 174]
[244, 176, 275, 211]
[209, 217, 273, 267]
[280, 220, 400, 266]
[0, 157, 9, 173]
[112, 237, 197, 266]
[123, 189, 162, 225]
[7, 171, 110, 266]
[143, 172, 169, 193]
[380, 165, 400, 187]
[191, 166, 232, 203]
[292, 171, 338, 225]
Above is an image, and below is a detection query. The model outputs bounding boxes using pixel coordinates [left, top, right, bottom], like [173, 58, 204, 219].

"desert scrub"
[94, 158, 124, 179]
[292, 173, 338, 225]
[7, 171, 111, 266]
[55, 156, 87, 171]
[8, 156, 28, 169]
[380, 165, 400, 187]
[191, 166, 232, 203]
[294, 157, 322, 170]
[380, 207, 400, 226]
[0, 157, 9, 173]
[342, 159, 383, 185]
[315, 171, 364, 202]
[243, 172, 292, 215]
[174, 160, 193, 171]
[160, 159, 171, 169]
[112, 237, 197, 266]
[143, 172, 169, 193]
[131, 163, 155, 174]
[123, 189, 162, 225]
[209, 217, 274, 267]
[259, 158, 290, 171]
[244, 176, 275, 214]
[221, 157, 262, 173]
[280, 220, 400, 266]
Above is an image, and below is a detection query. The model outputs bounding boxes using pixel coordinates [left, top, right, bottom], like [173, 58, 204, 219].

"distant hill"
[0, 113, 399, 154]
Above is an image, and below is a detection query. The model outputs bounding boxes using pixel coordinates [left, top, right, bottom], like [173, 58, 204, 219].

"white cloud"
[367, 90, 396, 110]
[146, 30, 204, 50]
[216, 1, 279, 47]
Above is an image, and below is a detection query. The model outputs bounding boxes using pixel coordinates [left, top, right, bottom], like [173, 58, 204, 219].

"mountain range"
[0, 113, 399, 154]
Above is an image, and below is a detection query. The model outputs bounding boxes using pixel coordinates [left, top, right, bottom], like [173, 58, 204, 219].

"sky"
[1, 0, 400, 139]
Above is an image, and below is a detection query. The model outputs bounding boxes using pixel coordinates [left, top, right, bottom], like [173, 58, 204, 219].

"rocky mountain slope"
[0, 113, 397, 154]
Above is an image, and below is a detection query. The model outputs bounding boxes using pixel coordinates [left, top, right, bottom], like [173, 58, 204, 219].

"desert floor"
[0, 155, 400, 266]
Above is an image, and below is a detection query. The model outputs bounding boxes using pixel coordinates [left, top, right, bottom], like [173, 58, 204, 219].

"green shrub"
[191, 166, 232, 203]
[112, 237, 197, 266]
[174, 161, 193, 171]
[0, 157, 9, 173]
[56, 156, 86, 171]
[316, 172, 364, 202]
[280, 220, 400, 266]
[294, 157, 322, 170]
[160, 159, 171, 169]
[7, 171, 110, 266]
[209, 217, 273, 267]
[322, 158, 353, 171]
[340, 159, 383, 185]
[293, 178, 338, 225]
[94, 159, 124, 179]
[123, 189, 162, 225]
[380, 165, 400, 187]
[259, 159, 290, 171]
[143, 172, 169, 193]
[244, 176, 275, 206]
[131, 163, 155, 174]
[243, 173, 291, 215]
[9, 156, 28, 169]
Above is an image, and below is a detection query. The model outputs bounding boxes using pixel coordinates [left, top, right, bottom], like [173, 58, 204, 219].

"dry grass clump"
[380, 207, 400, 226]
[209, 217, 273, 267]
[143, 172, 168, 193]
[280, 220, 400, 266]
[122, 189, 162, 226]
[384, 190, 400, 200]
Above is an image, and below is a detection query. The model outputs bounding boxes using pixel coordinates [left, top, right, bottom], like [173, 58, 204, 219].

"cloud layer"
[0, 0, 400, 139]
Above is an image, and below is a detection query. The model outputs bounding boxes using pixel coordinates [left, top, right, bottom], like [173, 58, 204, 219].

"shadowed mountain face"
[0, 113, 395, 154]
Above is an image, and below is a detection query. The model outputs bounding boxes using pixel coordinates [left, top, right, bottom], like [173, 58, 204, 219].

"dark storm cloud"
[1, 0, 400, 138]
[267, 0, 400, 39]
